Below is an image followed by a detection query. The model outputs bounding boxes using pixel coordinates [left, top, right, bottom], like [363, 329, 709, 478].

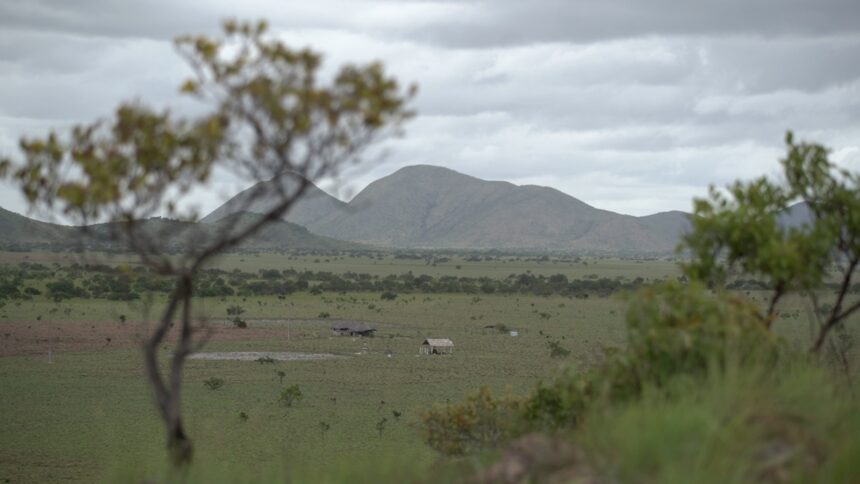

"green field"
[0, 251, 855, 483]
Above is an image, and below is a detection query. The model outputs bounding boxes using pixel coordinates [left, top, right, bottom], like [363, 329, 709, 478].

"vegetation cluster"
[0, 263, 660, 303]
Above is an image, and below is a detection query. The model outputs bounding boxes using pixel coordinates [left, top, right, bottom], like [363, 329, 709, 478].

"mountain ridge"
[0, 208, 365, 252]
[205, 164, 693, 252]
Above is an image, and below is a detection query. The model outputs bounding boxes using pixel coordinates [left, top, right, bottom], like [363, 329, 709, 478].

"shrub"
[576, 360, 858, 484]
[203, 377, 224, 390]
[279, 384, 303, 407]
[547, 340, 570, 359]
[523, 282, 779, 429]
[423, 282, 783, 449]
[380, 291, 397, 300]
[421, 387, 523, 455]
[376, 417, 388, 438]
[623, 281, 778, 386]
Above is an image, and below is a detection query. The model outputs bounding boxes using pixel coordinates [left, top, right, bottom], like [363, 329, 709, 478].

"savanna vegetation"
[0, 17, 858, 484]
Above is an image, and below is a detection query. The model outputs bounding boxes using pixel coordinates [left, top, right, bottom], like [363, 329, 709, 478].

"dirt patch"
[0, 319, 316, 358]
[189, 351, 341, 361]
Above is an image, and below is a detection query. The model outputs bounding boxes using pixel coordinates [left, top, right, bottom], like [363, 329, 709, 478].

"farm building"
[330, 320, 376, 337]
[420, 338, 454, 355]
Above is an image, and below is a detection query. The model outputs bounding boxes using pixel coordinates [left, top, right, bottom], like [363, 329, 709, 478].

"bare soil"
[0, 319, 305, 357]
[189, 351, 341, 361]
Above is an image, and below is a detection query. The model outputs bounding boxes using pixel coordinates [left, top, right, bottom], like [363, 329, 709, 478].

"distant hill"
[206, 165, 693, 253]
[0, 207, 364, 252]
[208, 212, 364, 251]
[0, 206, 69, 248]
[2, 174, 820, 255]
[201, 177, 348, 227]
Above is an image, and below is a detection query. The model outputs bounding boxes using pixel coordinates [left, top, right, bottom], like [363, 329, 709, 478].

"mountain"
[0, 207, 364, 252]
[208, 212, 364, 251]
[0, 206, 70, 248]
[206, 165, 692, 253]
[201, 177, 348, 227]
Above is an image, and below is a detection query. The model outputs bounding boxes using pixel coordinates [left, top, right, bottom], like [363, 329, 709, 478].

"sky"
[1, 0, 859, 218]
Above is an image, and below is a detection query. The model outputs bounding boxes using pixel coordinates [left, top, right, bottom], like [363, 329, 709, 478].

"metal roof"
[330, 320, 374, 332]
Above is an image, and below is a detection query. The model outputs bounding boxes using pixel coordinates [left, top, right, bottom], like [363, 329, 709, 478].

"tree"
[680, 132, 860, 354]
[0, 19, 413, 466]
[279, 384, 303, 407]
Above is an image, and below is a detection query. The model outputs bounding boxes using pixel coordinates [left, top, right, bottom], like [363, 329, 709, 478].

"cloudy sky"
[1, 0, 859, 218]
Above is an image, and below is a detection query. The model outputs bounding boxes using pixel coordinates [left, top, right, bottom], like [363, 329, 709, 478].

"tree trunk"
[168, 423, 193, 468]
[143, 275, 195, 467]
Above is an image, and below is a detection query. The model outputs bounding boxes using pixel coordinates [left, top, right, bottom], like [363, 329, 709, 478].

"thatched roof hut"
[420, 338, 454, 355]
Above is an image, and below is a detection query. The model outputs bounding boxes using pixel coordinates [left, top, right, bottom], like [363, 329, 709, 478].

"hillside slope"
[0, 207, 70, 248]
[0, 207, 364, 252]
[201, 177, 348, 228]
[206, 165, 692, 252]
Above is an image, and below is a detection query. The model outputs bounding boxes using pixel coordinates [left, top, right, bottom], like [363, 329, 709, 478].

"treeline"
[3, 262, 858, 304]
[0, 263, 651, 302]
[219, 269, 645, 298]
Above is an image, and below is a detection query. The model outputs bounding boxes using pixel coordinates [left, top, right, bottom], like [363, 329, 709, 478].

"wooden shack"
[330, 320, 376, 337]
[420, 338, 454, 355]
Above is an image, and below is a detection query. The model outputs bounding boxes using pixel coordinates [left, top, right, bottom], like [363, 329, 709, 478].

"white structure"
[420, 338, 454, 355]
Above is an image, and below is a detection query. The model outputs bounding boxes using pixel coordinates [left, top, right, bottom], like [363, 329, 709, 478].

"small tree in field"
[318, 420, 331, 440]
[680, 132, 860, 354]
[0, 19, 413, 466]
[279, 384, 303, 407]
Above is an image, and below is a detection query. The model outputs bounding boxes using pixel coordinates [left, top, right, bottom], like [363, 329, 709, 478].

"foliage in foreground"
[420, 281, 858, 482]
[1, 17, 414, 466]
[577, 361, 860, 484]
[422, 281, 781, 454]
[680, 132, 860, 352]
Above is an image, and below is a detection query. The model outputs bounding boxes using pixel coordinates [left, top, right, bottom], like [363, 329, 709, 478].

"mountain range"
[203, 165, 692, 253]
[0, 206, 362, 252]
[4, 165, 818, 254]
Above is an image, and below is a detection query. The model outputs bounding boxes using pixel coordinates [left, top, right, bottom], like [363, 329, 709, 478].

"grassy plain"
[0, 251, 854, 482]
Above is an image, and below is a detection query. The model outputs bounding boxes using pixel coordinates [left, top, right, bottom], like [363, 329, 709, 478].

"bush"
[203, 377, 224, 390]
[421, 387, 523, 455]
[576, 360, 859, 483]
[524, 282, 779, 429]
[424, 282, 783, 448]
[226, 305, 245, 316]
[380, 291, 397, 300]
[547, 340, 570, 359]
[279, 384, 303, 407]
[46, 278, 88, 301]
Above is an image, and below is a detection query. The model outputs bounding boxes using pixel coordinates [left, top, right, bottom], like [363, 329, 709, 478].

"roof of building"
[330, 320, 375, 332]
[422, 338, 454, 347]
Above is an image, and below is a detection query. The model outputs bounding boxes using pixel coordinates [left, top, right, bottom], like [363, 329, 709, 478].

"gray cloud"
[0, 0, 858, 218]
[404, 0, 860, 47]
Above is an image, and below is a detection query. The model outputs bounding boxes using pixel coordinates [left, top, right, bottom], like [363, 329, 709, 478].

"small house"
[420, 338, 454, 355]
[330, 320, 376, 337]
